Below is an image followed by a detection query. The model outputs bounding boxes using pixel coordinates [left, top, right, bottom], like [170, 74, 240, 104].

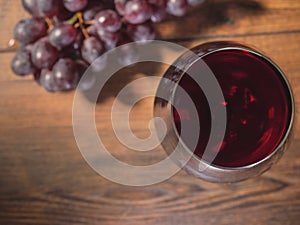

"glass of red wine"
[154, 41, 294, 182]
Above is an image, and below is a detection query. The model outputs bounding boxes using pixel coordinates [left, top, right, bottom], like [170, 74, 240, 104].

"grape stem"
[74, 23, 81, 29]
[76, 12, 90, 39]
[67, 13, 79, 25]
[45, 17, 54, 32]
[84, 20, 95, 25]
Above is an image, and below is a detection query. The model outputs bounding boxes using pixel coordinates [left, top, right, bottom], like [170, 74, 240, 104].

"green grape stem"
[76, 12, 90, 39]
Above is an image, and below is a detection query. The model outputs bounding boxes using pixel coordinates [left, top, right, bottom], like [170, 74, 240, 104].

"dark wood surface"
[0, 0, 300, 224]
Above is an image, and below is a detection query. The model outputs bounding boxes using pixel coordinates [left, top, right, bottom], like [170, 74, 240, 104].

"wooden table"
[0, 0, 299, 224]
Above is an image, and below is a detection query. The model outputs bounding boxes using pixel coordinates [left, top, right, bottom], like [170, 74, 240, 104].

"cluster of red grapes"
[11, 0, 205, 92]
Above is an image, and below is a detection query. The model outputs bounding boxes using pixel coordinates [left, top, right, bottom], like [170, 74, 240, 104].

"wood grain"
[0, 0, 300, 225]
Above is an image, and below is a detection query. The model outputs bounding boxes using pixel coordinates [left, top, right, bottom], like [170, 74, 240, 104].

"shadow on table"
[159, 0, 266, 40]
[80, 61, 166, 105]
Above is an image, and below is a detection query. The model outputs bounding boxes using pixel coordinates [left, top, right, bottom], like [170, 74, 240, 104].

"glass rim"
[170, 44, 295, 171]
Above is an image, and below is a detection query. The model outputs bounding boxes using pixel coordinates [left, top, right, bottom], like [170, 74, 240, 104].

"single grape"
[31, 38, 59, 69]
[81, 37, 105, 64]
[95, 10, 122, 33]
[124, 0, 152, 24]
[126, 22, 155, 42]
[22, 0, 60, 18]
[97, 29, 120, 49]
[63, 0, 88, 12]
[13, 18, 47, 45]
[52, 58, 79, 90]
[166, 0, 188, 16]
[81, 36, 107, 71]
[49, 23, 77, 49]
[39, 69, 62, 92]
[187, 0, 205, 6]
[11, 48, 36, 76]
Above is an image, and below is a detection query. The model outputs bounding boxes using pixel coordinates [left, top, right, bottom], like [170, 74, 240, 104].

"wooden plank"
[0, 32, 300, 224]
[0, 131, 299, 225]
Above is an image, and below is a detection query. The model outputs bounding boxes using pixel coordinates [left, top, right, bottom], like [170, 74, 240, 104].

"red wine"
[173, 49, 292, 167]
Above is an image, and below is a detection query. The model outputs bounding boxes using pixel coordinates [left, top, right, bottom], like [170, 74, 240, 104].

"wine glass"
[154, 41, 294, 182]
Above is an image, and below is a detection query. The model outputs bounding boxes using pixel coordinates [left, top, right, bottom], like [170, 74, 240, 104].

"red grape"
[95, 10, 122, 33]
[31, 38, 59, 69]
[11, 48, 36, 76]
[52, 58, 79, 90]
[124, 0, 152, 24]
[14, 18, 48, 45]
[81, 37, 105, 64]
[40, 69, 62, 92]
[49, 23, 77, 48]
